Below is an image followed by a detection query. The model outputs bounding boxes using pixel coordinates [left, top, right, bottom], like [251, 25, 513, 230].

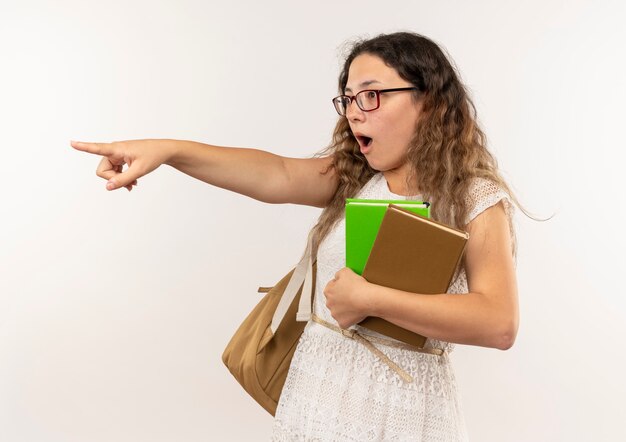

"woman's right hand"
[70, 139, 174, 192]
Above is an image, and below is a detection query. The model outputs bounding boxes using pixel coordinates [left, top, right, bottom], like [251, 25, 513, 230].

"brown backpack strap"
[270, 229, 316, 333]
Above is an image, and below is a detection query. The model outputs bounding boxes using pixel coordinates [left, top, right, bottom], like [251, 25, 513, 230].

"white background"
[1, 0, 625, 440]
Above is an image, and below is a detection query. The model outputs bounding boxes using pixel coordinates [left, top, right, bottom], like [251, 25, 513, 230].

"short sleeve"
[464, 178, 517, 259]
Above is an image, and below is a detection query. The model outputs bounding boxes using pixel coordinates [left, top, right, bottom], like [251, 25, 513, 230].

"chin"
[365, 159, 399, 173]
[362, 155, 384, 170]
[364, 160, 383, 172]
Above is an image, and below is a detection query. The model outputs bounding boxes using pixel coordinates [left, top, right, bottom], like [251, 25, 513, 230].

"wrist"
[163, 139, 194, 168]
[361, 280, 382, 318]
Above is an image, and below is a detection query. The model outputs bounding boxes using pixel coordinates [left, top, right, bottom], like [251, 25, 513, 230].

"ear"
[413, 100, 428, 127]
[414, 92, 430, 114]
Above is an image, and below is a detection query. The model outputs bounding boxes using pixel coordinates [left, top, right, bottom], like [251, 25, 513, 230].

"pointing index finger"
[70, 140, 113, 156]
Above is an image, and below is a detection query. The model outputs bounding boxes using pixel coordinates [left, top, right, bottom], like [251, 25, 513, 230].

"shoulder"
[463, 177, 517, 259]
[464, 177, 515, 226]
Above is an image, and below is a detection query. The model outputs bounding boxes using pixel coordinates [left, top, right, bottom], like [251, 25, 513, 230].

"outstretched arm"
[71, 139, 338, 208]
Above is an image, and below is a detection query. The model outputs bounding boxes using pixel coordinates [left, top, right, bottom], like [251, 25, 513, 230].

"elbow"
[496, 331, 516, 351]
[494, 320, 518, 351]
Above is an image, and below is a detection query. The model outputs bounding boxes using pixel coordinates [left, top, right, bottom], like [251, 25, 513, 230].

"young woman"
[72, 32, 520, 441]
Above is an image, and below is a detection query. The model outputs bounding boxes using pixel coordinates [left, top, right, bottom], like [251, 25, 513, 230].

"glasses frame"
[332, 87, 419, 116]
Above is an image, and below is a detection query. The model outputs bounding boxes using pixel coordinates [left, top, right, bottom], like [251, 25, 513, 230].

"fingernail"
[107, 182, 115, 190]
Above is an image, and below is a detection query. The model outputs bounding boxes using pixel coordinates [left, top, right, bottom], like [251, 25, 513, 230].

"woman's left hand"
[323, 267, 373, 329]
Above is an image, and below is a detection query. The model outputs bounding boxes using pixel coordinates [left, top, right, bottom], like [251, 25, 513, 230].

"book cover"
[359, 204, 469, 348]
[345, 199, 430, 275]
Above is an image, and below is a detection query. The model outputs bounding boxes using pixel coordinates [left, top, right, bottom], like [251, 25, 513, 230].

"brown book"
[359, 204, 470, 348]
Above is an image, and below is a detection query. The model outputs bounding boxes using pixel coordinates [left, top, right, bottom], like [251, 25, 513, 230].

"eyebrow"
[344, 80, 382, 93]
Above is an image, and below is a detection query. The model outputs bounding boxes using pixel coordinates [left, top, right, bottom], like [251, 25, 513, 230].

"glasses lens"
[333, 96, 350, 116]
[356, 90, 379, 111]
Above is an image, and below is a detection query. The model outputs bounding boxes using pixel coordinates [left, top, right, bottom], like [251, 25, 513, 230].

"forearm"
[364, 284, 518, 350]
[165, 139, 288, 203]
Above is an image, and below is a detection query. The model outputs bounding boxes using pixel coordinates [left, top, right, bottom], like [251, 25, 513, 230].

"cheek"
[394, 116, 419, 148]
[375, 110, 416, 146]
[384, 123, 413, 154]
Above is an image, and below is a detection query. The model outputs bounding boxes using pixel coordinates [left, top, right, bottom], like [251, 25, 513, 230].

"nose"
[345, 99, 364, 122]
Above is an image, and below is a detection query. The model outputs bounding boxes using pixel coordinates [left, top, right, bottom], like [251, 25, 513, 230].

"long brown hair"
[310, 32, 532, 258]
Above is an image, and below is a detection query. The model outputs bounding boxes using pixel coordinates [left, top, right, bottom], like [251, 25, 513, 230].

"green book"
[345, 199, 430, 275]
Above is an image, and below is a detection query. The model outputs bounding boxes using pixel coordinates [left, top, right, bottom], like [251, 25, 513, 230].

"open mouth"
[356, 135, 373, 148]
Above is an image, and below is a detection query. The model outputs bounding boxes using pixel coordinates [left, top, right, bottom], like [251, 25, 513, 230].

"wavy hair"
[309, 32, 532, 259]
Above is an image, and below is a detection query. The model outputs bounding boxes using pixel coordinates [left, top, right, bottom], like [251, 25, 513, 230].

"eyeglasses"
[332, 87, 419, 116]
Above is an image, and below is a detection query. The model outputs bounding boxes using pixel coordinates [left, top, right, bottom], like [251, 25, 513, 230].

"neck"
[383, 168, 419, 197]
